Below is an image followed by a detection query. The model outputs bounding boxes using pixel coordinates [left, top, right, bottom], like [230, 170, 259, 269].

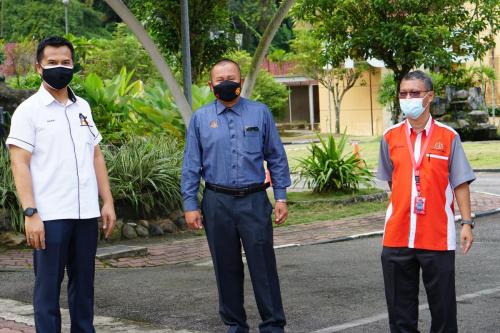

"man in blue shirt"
[181, 59, 291, 333]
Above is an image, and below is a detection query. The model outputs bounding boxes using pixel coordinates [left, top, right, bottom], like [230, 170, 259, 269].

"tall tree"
[124, 0, 236, 83]
[229, 0, 295, 53]
[241, 0, 297, 98]
[291, 29, 366, 134]
[294, 0, 500, 123]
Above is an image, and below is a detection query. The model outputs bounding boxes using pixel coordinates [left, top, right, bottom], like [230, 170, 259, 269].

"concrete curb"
[473, 169, 500, 173]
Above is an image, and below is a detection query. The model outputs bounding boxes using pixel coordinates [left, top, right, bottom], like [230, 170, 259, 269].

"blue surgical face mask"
[399, 94, 429, 119]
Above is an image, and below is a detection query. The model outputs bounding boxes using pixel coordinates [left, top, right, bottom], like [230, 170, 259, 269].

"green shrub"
[294, 133, 373, 193]
[0, 148, 23, 232]
[224, 50, 289, 120]
[102, 136, 184, 219]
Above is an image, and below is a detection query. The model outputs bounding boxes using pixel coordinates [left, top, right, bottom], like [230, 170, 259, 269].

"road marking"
[0, 298, 199, 333]
[474, 191, 500, 198]
[311, 285, 500, 332]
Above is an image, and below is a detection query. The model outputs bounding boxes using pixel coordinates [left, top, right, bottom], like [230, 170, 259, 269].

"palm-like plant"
[295, 132, 373, 193]
[102, 136, 184, 219]
[0, 148, 23, 232]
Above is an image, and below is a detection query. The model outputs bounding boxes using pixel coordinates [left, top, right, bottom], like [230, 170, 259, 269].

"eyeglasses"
[399, 91, 430, 98]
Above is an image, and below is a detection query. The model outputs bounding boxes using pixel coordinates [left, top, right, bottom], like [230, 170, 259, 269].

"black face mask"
[41, 66, 74, 90]
[213, 80, 241, 102]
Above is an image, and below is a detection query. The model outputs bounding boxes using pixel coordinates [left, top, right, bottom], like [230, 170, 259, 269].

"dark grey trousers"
[201, 188, 286, 333]
[381, 247, 457, 333]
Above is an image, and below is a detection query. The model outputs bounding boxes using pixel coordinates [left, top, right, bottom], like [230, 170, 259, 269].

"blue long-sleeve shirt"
[181, 98, 291, 211]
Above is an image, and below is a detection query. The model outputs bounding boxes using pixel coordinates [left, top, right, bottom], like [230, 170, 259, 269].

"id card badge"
[414, 196, 426, 215]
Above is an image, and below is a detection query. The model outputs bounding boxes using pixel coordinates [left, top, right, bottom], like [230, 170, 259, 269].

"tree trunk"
[335, 100, 341, 134]
[241, 0, 296, 98]
[392, 71, 406, 124]
[104, 0, 192, 125]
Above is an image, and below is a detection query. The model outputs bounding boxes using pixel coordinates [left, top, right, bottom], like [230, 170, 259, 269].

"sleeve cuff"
[6, 137, 34, 153]
[183, 199, 199, 212]
[273, 188, 287, 201]
[94, 133, 103, 146]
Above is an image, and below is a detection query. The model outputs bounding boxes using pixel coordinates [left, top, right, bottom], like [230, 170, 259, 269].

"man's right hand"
[25, 215, 45, 250]
[185, 210, 203, 230]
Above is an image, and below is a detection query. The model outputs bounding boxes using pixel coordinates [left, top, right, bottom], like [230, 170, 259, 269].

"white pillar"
[308, 84, 314, 130]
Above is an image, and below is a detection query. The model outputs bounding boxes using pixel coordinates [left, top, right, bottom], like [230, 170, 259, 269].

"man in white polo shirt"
[6, 36, 116, 333]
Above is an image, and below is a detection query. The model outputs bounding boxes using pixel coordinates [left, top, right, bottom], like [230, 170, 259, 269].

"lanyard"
[405, 119, 434, 195]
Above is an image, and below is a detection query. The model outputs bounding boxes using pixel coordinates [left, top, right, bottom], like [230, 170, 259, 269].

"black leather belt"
[205, 182, 270, 197]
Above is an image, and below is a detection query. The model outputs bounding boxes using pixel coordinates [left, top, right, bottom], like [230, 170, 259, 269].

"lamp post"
[180, 0, 192, 107]
[62, 0, 69, 35]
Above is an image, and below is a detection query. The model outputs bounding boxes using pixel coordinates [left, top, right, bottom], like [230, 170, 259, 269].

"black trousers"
[33, 219, 98, 333]
[381, 247, 457, 333]
[201, 189, 286, 333]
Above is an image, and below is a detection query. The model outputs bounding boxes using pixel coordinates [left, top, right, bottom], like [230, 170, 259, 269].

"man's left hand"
[101, 203, 116, 239]
[274, 201, 288, 225]
[460, 224, 473, 255]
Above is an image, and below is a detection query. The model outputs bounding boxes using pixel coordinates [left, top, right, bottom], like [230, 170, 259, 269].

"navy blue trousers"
[201, 189, 286, 333]
[33, 218, 98, 333]
[381, 247, 457, 333]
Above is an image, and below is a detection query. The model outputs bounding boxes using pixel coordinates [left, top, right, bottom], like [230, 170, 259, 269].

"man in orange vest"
[377, 70, 475, 333]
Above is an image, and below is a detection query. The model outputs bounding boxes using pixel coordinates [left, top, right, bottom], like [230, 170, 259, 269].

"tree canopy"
[1, 0, 113, 41]
[125, 0, 236, 83]
[294, 0, 500, 120]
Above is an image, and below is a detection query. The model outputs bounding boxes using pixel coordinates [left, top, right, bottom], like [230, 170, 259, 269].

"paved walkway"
[0, 298, 196, 333]
[1, 192, 499, 270]
[1, 191, 499, 331]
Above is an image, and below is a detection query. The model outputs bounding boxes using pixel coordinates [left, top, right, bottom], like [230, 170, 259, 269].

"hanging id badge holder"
[414, 170, 426, 215]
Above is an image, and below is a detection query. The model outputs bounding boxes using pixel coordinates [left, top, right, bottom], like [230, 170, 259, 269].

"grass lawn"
[281, 200, 388, 227]
[286, 187, 383, 202]
[285, 134, 500, 170]
[267, 187, 388, 227]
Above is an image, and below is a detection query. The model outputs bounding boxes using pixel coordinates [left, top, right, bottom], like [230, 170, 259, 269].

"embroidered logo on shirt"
[47, 119, 55, 123]
[210, 120, 218, 128]
[432, 141, 445, 151]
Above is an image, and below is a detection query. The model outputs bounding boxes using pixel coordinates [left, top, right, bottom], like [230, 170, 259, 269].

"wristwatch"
[23, 207, 38, 217]
[276, 199, 287, 203]
[460, 218, 475, 229]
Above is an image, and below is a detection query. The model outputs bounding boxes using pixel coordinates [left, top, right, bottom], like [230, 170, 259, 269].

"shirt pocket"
[244, 126, 261, 153]
[426, 153, 449, 161]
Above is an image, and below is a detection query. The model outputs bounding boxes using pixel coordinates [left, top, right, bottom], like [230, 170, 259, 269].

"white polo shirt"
[6, 85, 102, 221]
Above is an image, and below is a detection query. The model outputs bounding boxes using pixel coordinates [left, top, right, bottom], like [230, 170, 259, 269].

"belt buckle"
[234, 188, 247, 197]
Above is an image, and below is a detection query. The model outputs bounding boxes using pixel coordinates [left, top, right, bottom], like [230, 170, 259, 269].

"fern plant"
[295, 133, 373, 193]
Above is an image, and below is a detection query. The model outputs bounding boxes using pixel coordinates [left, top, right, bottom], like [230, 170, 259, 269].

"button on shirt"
[181, 98, 291, 211]
[377, 117, 475, 250]
[6, 85, 102, 221]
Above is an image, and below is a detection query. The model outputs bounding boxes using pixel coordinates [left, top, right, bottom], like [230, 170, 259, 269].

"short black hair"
[210, 58, 242, 81]
[402, 70, 433, 91]
[36, 36, 74, 64]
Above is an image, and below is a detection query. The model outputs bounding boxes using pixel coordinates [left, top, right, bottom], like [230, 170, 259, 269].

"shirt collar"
[215, 98, 243, 115]
[406, 115, 433, 136]
[38, 84, 77, 107]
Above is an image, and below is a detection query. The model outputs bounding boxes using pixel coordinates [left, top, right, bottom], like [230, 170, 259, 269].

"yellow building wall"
[319, 69, 386, 136]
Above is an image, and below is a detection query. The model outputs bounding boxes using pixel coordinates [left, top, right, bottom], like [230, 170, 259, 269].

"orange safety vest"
[383, 119, 458, 251]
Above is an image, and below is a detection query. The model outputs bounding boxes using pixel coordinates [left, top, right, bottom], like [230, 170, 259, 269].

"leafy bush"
[82, 67, 145, 143]
[377, 73, 397, 117]
[225, 50, 289, 120]
[102, 136, 184, 219]
[0, 148, 23, 232]
[295, 133, 373, 193]
[68, 25, 160, 83]
[430, 65, 496, 96]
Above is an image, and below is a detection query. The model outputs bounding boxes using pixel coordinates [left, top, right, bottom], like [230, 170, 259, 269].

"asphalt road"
[1, 213, 500, 332]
